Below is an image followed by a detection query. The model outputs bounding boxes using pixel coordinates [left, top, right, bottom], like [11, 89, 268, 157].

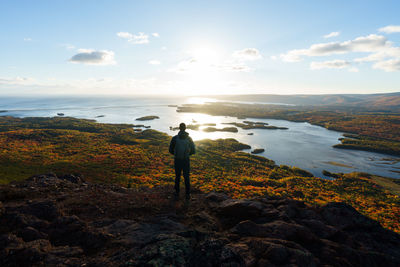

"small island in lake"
[136, 115, 160, 121]
[243, 120, 269, 125]
[57, 113, 64, 116]
[223, 121, 288, 130]
[251, 148, 265, 154]
[132, 124, 151, 128]
[170, 123, 217, 131]
[170, 124, 200, 131]
[96, 115, 105, 118]
[203, 126, 238, 133]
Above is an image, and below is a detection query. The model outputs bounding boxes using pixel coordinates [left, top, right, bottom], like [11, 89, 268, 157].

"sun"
[190, 45, 221, 64]
[176, 43, 235, 95]
[174, 43, 223, 75]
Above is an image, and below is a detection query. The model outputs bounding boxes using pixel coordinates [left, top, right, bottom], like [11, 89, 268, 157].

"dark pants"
[174, 158, 190, 195]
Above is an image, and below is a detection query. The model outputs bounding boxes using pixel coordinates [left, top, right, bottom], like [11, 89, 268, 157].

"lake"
[1, 95, 399, 179]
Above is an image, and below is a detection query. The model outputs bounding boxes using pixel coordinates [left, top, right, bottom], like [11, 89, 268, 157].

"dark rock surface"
[0, 174, 399, 266]
[251, 148, 265, 154]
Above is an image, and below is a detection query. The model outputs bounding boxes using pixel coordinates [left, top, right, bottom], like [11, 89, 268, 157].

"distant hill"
[211, 92, 400, 110]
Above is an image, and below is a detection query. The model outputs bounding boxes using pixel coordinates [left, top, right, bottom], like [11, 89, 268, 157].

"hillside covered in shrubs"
[0, 116, 399, 234]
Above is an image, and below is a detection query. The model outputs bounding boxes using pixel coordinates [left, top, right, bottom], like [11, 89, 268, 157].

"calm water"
[1, 95, 399, 179]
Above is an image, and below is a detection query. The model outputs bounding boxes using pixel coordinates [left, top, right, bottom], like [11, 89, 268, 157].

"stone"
[320, 202, 380, 230]
[18, 226, 47, 242]
[231, 220, 271, 237]
[205, 192, 229, 202]
[216, 199, 266, 222]
[263, 244, 289, 264]
[22, 200, 61, 221]
[60, 174, 84, 184]
[0, 201, 4, 216]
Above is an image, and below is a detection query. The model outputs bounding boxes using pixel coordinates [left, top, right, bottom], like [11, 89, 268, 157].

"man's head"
[179, 122, 186, 131]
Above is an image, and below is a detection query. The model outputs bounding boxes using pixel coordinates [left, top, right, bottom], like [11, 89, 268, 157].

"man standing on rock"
[169, 123, 196, 200]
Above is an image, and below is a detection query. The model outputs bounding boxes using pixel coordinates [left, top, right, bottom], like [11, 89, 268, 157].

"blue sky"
[1, 0, 400, 95]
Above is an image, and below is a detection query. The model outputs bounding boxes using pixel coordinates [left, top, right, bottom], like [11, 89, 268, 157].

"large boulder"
[320, 202, 380, 230]
[18, 226, 47, 242]
[48, 215, 110, 250]
[189, 238, 244, 267]
[215, 199, 267, 225]
[59, 174, 85, 184]
[205, 192, 229, 202]
[135, 234, 193, 266]
[1, 238, 52, 266]
[0, 201, 4, 216]
[20, 200, 61, 221]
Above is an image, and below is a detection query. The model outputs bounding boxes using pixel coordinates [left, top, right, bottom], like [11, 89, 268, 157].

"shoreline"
[176, 103, 400, 158]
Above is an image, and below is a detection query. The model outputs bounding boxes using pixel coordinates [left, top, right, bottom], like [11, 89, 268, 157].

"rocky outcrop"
[0, 174, 399, 266]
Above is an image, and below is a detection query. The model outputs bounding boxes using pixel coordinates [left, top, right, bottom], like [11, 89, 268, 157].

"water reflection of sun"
[185, 97, 218, 105]
[170, 112, 241, 141]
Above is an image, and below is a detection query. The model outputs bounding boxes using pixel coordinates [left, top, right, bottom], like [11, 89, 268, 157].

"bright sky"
[1, 0, 400, 96]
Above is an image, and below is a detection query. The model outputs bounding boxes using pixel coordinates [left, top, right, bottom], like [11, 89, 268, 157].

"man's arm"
[189, 137, 196, 155]
[169, 136, 176, 155]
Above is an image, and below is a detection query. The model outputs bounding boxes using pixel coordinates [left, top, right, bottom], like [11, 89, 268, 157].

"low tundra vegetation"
[0, 116, 398, 233]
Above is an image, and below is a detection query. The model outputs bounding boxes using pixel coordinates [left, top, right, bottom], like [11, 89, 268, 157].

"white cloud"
[152, 32, 160, 37]
[116, 32, 133, 39]
[149, 60, 161, 65]
[373, 59, 400, 72]
[353, 46, 400, 72]
[281, 34, 389, 62]
[310, 60, 360, 72]
[169, 47, 261, 74]
[310, 60, 351, 70]
[354, 46, 400, 62]
[69, 49, 116, 65]
[324, 31, 340, 38]
[161, 46, 167, 50]
[215, 62, 252, 72]
[168, 58, 197, 73]
[233, 48, 262, 61]
[23, 38, 32, 42]
[117, 32, 149, 44]
[280, 32, 400, 72]
[379, 25, 400, 34]
[0, 76, 36, 86]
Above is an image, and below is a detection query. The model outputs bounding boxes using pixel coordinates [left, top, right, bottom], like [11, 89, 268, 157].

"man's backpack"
[174, 136, 191, 159]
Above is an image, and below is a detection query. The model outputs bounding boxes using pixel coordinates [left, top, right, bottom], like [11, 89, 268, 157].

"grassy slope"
[0, 116, 399, 233]
[369, 175, 400, 196]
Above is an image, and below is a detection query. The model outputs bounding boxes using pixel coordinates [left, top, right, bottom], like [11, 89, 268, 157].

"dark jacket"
[169, 131, 195, 159]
